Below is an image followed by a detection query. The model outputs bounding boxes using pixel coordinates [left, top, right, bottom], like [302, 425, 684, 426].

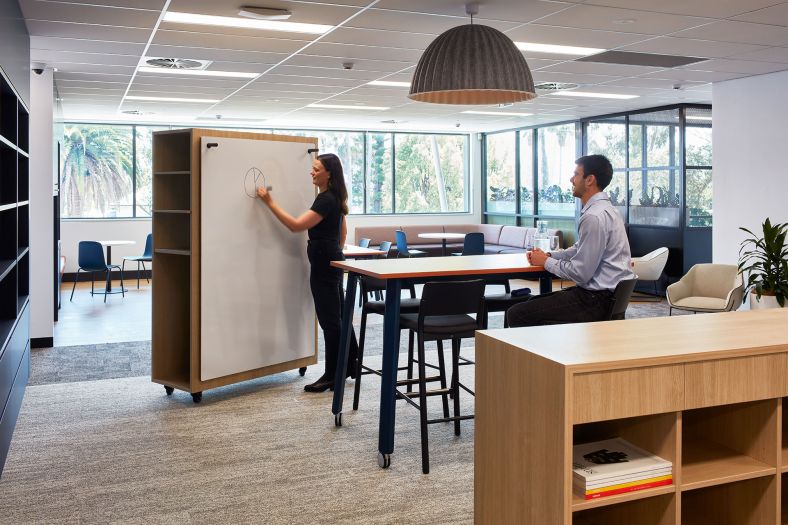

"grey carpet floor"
[1, 353, 475, 524]
[31, 299, 673, 387]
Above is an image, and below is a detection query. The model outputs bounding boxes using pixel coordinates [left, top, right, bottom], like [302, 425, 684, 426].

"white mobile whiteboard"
[200, 136, 316, 381]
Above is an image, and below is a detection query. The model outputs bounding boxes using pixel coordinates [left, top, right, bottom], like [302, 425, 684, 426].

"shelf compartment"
[0, 78, 15, 145]
[16, 252, 28, 315]
[153, 172, 190, 211]
[0, 208, 17, 261]
[17, 203, 28, 251]
[16, 103, 28, 154]
[682, 476, 777, 525]
[151, 252, 191, 390]
[154, 248, 190, 256]
[17, 153, 28, 201]
[572, 484, 675, 512]
[682, 399, 779, 491]
[152, 130, 191, 173]
[0, 143, 16, 205]
[782, 398, 788, 473]
[573, 492, 675, 525]
[152, 213, 190, 252]
[0, 266, 17, 342]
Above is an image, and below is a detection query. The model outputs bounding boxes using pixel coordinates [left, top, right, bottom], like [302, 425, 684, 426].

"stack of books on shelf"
[572, 437, 673, 500]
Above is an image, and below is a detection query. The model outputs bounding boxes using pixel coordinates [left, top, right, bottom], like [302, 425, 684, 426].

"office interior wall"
[30, 69, 54, 340]
[0, 0, 30, 105]
[60, 219, 152, 273]
[712, 70, 788, 265]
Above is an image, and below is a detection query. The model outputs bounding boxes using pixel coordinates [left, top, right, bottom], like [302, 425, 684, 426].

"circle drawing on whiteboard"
[244, 167, 268, 198]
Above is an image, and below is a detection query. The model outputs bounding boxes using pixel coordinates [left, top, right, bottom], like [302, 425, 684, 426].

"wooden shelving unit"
[151, 128, 317, 403]
[476, 309, 788, 524]
[0, 67, 30, 476]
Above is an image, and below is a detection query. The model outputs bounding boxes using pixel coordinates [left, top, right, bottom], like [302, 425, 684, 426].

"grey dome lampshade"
[408, 24, 537, 105]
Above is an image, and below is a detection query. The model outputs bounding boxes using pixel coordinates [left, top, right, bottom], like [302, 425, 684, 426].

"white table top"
[331, 253, 542, 279]
[343, 244, 386, 257]
[99, 240, 136, 246]
[417, 232, 467, 240]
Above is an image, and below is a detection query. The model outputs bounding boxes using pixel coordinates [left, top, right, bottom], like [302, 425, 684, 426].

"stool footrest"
[428, 414, 474, 425]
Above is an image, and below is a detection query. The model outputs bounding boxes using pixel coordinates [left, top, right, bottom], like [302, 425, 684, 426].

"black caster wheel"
[192, 392, 202, 403]
[164, 386, 174, 395]
[378, 452, 391, 469]
[299, 367, 307, 376]
[334, 413, 342, 427]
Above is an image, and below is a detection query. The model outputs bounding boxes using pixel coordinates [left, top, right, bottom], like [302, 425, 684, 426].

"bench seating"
[354, 224, 564, 257]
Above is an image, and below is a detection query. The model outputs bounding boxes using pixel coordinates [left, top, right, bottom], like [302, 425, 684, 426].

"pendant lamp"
[408, 4, 537, 105]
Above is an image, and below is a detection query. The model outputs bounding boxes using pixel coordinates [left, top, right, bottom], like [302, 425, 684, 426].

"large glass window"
[537, 123, 576, 217]
[519, 130, 534, 216]
[685, 107, 713, 227]
[366, 132, 392, 214]
[62, 124, 468, 218]
[61, 124, 134, 218]
[586, 118, 626, 220]
[628, 109, 680, 227]
[394, 134, 468, 213]
[485, 131, 516, 213]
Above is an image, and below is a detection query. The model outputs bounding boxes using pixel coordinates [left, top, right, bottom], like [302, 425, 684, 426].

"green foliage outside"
[394, 134, 466, 213]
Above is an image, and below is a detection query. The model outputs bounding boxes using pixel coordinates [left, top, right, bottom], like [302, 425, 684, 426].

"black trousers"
[307, 241, 359, 381]
[506, 286, 615, 328]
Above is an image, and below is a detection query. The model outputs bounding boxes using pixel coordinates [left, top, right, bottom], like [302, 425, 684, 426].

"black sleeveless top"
[308, 191, 341, 245]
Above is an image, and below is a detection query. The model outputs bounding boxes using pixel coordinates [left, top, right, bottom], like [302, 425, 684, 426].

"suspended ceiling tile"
[51, 62, 136, 75]
[20, 0, 160, 26]
[285, 53, 411, 72]
[166, 0, 362, 25]
[505, 24, 651, 49]
[599, 77, 708, 90]
[30, 49, 141, 66]
[31, 35, 145, 54]
[539, 60, 664, 77]
[727, 46, 788, 64]
[25, 20, 153, 42]
[618, 37, 767, 59]
[346, 8, 519, 34]
[532, 4, 713, 35]
[672, 20, 788, 46]
[250, 74, 362, 88]
[30, 0, 168, 9]
[57, 71, 133, 82]
[676, 58, 788, 75]
[306, 42, 424, 62]
[579, 0, 784, 18]
[372, 0, 571, 23]
[272, 64, 390, 81]
[244, 83, 344, 95]
[322, 27, 435, 49]
[146, 44, 287, 65]
[639, 69, 748, 82]
[131, 75, 249, 88]
[152, 30, 309, 54]
[732, 2, 788, 26]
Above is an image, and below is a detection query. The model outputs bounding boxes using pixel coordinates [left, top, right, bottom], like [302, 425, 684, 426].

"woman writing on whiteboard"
[256, 153, 359, 393]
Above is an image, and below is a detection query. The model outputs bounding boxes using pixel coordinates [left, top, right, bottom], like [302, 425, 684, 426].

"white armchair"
[631, 247, 669, 300]
[666, 264, 744, 315]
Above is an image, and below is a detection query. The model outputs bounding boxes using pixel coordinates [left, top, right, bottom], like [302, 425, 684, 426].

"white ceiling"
[19, 0, 788, 132]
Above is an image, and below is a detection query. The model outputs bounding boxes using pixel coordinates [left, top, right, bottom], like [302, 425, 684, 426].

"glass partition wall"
[483, 104, 712, 282]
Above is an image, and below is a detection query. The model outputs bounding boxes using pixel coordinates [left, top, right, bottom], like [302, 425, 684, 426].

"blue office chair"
[122, 233, 153, 289]
[395, 230, 426, 258]
[358, 237, 371, 248]
[70, 241, 125, 303]
[451, 232, 484, 256]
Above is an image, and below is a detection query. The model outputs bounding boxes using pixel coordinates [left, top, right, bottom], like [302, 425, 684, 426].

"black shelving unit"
[0, 66, 30, 477]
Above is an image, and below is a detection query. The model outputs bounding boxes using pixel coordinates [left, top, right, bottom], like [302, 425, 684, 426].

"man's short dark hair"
[575, 155, 613, 190]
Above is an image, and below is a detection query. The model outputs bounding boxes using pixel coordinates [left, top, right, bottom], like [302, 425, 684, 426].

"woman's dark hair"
[317, 153, 349, 215]
[575, 154, 613, 190]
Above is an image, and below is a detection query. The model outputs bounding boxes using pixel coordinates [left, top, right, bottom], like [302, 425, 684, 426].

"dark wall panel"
[0, 0, 30, 106]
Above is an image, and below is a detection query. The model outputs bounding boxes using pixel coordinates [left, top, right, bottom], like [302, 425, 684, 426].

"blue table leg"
[378, 279, 402, 468]
[332, 271, 358, 426]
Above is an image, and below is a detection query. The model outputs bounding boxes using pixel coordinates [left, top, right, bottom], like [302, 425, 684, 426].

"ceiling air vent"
[144, 57, 210, 70]
[535, 82, 579, 92]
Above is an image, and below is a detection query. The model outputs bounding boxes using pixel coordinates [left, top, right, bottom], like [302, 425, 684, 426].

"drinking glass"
[550, 235, 560, 251]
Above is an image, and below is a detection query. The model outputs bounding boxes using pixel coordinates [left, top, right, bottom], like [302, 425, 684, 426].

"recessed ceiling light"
[138, 66, 258, 79]
[514, 42, 605, 56]
[462, 110, 533, 117]
[551, 91, 639, 100]
[612, 18, 637, 24]
[307, 103, 389, 111]
[126, 95, 221, 103]
[238, 6, 292, 20]
[688, 116, 713, 121]
[368, 80, 411, 88]
[163, 11, 331, 34]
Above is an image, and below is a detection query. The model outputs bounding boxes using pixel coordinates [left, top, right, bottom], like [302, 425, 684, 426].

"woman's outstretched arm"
[257, 187, 322, 232]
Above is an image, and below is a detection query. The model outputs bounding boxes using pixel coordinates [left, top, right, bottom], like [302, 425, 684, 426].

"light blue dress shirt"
[544, 192, 635, 292]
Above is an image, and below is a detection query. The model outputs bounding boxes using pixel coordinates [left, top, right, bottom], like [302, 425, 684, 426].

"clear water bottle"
[534, 220, 550, 251]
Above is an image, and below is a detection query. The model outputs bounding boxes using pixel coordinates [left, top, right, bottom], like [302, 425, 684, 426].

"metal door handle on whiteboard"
[207, 143, 219, 148]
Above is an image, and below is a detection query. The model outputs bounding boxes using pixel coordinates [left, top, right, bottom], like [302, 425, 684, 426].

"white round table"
[417, 232, 467, 256]
[99, 240, 135, 293]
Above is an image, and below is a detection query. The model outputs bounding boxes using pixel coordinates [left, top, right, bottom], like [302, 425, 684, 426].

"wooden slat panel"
[685, 355, 786, 409]
[572, 365, 684, 424]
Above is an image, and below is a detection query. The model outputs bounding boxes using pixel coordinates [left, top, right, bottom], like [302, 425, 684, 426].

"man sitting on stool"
[507, 155, 635, 328]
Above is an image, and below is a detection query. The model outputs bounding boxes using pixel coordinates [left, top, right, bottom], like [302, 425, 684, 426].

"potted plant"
[738, 218, 788, 309]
